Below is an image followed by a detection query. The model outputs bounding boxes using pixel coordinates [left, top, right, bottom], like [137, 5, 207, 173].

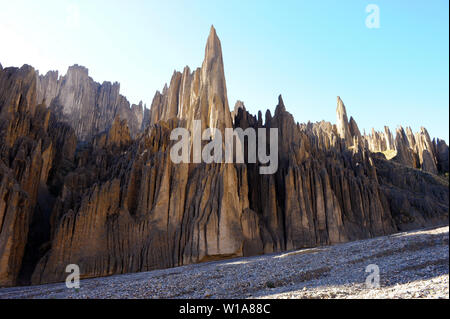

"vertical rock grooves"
[0, 27, 448, 286]
[36, 65, 144, 142]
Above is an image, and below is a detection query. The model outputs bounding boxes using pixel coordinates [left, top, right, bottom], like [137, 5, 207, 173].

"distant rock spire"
[203, 25, 222, 68]
[349, 116, 361, 138]
[231, 100, 245, 122]
[275, 94, 286, 116]
[200, 25, 232, 131]
[384, 126, 394, 151]
[336, 96, 352, 146]
[148, 25, 232, 133]
[202, 25, 224, 84]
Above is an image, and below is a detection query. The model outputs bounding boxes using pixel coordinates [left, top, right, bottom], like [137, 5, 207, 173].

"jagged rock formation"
[365, 127, 395, 153]
[93, 116, 132, 150]
[435, 138, 449, 173]
[36, 65, 144, 141]
[363, 124, 448, 175]
[336, 97, 352, 148]
[145, 26, 233, 136]
[231, 100, 245, 121]
[0, 65, 77, 286]
[0, 27, 448, 287]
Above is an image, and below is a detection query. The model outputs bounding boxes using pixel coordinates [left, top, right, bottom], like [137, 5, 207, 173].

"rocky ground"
[0, 226, 448, 299]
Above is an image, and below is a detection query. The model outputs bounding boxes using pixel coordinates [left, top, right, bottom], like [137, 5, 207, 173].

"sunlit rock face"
[0, 27, 448, 286]
[35, 65, 144, 142]
[362, 123, 448, 175]
[145, 26, 233, 137]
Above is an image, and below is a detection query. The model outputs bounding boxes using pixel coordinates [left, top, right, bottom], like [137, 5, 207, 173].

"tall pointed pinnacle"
[336, 96, 348, 123]
[148, 25, 232, 132]
[204, 25, 222, 66]
[202, 25, 226, 84]
[275, 94, 286, 116]
[200, 25, 232, 131]
[336, 96, 352, 146]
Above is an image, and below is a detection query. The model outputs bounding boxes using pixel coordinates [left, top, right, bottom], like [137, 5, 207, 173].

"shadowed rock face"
[0, 65, 77, 286]
[0, 27, 448, 286]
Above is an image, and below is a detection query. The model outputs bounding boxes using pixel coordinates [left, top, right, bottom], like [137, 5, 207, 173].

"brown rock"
[434, 138, 449, 173]
[0, 165, 31, 287]
[36, 65, 143, 141]
[336, 96, 352, 147]
[0, 28, 448, 287]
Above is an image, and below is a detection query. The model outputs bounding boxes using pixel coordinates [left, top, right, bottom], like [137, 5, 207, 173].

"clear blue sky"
[0, 0, 448, 141]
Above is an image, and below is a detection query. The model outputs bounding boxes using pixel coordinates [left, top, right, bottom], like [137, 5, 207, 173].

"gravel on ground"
[0, 226, 448, 299]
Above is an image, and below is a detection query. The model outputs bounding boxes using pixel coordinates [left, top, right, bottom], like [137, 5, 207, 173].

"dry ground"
[0, 226, 448, 299]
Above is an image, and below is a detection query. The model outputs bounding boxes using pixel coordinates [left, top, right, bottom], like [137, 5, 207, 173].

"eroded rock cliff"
[36, 65, 144, 141]
[0, 27, 448, 286]
[0, 65, 77, 286]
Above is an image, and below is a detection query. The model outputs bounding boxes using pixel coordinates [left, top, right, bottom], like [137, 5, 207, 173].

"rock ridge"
[0, 28, 448, 287]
